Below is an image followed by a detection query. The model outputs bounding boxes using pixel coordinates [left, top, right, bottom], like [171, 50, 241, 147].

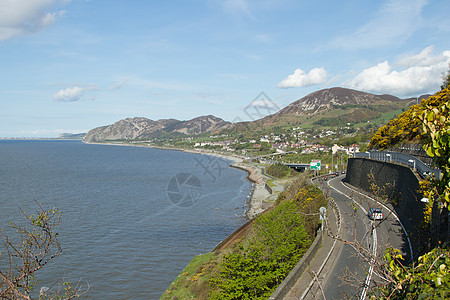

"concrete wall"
[346, 158, 426, 252]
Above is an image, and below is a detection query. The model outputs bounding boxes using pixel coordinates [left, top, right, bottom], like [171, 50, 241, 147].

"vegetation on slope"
[369, 88, 450, 150]
[265, 162, 297, 178]
[372, 247, 449, 299]
[161, 173, 326, 299]
[209, 200, 311, 299]
[370, 73, 450, 299]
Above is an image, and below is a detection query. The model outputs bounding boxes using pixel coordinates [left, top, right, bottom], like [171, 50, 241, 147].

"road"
[315, 175, 411, 299]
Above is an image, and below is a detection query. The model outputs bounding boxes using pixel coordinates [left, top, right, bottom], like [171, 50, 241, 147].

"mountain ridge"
[84, 87, 427, 142]
[83, 115, 230, 142]
[255, 87, 414, 126]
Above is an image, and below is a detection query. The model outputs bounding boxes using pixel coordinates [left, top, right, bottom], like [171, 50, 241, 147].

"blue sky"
[1, 0, 449, 137]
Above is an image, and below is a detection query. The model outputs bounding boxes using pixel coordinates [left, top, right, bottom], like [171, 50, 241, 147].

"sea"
[0, 140, 252, 299]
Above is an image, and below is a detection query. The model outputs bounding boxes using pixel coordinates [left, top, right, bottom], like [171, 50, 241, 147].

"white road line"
[342, 181, 413, 261]
[329, 177, 414, 299]
[326, 178, 376, 300]
[300, 180, 342, 299]
[361, 225, 377, 300]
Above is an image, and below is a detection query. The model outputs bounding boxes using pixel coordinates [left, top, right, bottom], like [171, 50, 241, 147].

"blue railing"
[355, 151, 441, 179]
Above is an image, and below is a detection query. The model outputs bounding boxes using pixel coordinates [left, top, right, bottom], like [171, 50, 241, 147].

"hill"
[83, 115, 230, 142]
[234, 87, 416, 131]
[369, 87, 449, 149]
[58, 133, 86, 139]
[83, 87, 428, 144]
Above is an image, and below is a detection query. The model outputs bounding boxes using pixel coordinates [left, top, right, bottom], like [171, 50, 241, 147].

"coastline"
[83, 141, 272, 219]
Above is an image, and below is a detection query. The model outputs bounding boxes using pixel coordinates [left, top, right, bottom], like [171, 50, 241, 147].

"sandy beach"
[230, 162, 277, 219]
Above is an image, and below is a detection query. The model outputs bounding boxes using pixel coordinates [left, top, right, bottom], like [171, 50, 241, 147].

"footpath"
[271, 190, 341, 299]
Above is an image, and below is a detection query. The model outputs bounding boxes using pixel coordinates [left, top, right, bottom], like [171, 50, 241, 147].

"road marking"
[361, 224, 377, 300]
[299, 179, 342, 299]
[329, 176, 413, 299]
[326, 178, 377, 300]
[341, 181, 413, 261]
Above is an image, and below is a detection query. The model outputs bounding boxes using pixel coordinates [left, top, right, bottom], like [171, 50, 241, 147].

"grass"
[160, 252, 218, 300]
[266, 178, 276, 188]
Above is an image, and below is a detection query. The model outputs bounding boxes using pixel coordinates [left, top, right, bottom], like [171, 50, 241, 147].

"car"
[368, 208, 384, 220]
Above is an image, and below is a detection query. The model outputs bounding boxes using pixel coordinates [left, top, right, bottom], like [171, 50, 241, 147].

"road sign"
[310, 160, 321, 170]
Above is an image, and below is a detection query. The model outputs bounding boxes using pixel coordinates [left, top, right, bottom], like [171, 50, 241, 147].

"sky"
[0, 0, 449, 138]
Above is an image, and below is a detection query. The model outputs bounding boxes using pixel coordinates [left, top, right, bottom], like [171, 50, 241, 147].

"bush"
[373, 247, 449, 299]
[209, 200, 311, 299]
[266, 163, 296, 178]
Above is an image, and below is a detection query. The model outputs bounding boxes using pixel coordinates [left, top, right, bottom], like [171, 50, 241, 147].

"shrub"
[266, 163, 296, 178]
[209, 200, 311, 299]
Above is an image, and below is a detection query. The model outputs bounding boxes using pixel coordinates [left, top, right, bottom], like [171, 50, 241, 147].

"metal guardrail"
[355, 150, 441, 180]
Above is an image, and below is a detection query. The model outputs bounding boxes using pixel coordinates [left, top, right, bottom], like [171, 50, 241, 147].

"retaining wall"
[346, 157, 426, 253]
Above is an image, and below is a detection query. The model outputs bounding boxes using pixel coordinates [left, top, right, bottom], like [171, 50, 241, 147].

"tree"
[368, 70, 450, 150]
[0, 202, 88, 299]
[441, 67, 450, 90]
[209, 200, 311, 300]
[338, 76, 450, 299]
[265, 163, 295, 178]
[372, 247, 449, 299]
[368, 82, 450, 298]
[418, 87, 450, 208]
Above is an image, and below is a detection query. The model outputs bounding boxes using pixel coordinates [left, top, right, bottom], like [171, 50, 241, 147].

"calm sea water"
[0, 140, 251, 299]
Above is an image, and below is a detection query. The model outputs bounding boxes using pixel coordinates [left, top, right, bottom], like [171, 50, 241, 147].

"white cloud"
[396, 46, 445, 67]
[344, 46, 450, 96]
[53, 85, 99, 102]
[0, 0, 68, 41]
[53, 86, 84, 102]
[331, 0, 427, 49]
[277, 67, 328, 88]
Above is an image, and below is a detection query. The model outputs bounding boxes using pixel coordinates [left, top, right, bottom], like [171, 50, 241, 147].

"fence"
[355, 150, 441, 179]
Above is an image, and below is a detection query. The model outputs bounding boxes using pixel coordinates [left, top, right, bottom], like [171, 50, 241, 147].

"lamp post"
[386, 153, 391, 162]
[408, 159, 416, 171]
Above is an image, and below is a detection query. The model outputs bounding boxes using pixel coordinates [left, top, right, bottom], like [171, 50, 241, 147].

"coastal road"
[314, 175, 411, 299]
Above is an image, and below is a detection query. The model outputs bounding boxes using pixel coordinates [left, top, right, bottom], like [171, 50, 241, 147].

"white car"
[368, 208, 383, 220]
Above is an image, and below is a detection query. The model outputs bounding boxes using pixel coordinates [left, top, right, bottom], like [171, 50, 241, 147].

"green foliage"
[161, 252, 218, 300]
[209, 200, 311, 299]
[313, 107, 382, 127]
[0, 203, 88, 299]
[418, 87, 450, 207]
[370, 76, 450, 299]
[369, 86, 450, 150]
[372, 247, 449, 299]
[265, 163, 296, 178]
[368, 105, 422, 149]
[259, 141, 271, 152]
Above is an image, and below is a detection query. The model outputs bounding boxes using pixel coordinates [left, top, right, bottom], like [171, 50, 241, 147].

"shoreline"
[83, 141, 272, 219]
